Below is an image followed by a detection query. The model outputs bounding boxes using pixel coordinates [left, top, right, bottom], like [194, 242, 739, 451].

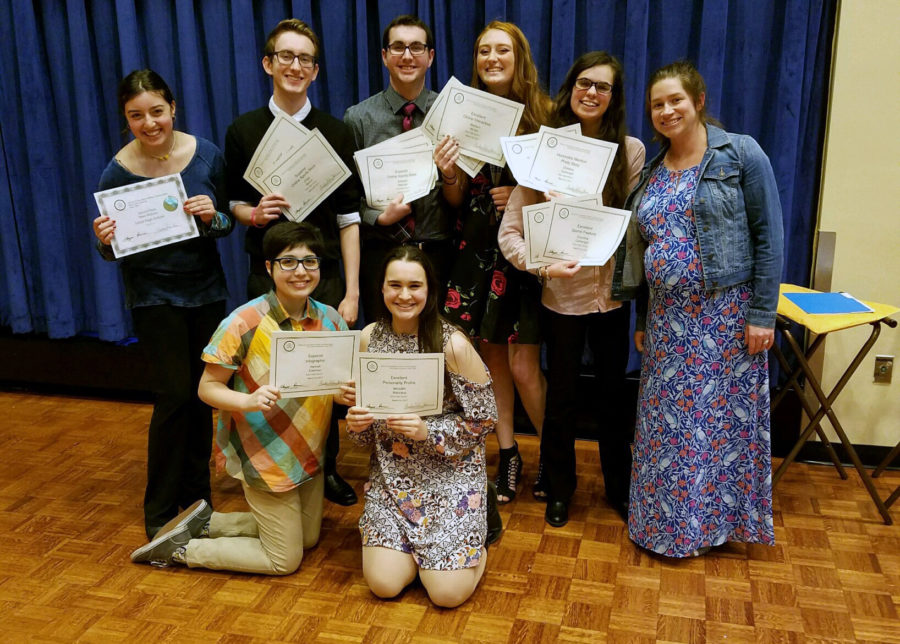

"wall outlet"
[874, 355, 893, 384]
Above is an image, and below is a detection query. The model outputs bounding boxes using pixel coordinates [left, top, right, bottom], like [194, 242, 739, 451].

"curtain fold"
[0, 0, 834, 343]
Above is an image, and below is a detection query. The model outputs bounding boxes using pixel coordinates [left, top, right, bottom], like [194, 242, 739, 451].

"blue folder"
[783, 292, 874, 315]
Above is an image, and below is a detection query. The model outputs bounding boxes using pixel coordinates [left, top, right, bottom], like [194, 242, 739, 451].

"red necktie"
[401, 101, 416, 131]
[399, 101, 417, 237]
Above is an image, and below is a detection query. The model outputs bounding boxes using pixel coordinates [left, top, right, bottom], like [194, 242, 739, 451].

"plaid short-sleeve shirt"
[202, 291, 349, 492]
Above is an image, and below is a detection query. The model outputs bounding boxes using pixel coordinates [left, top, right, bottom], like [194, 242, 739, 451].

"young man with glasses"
[343, 15, 455, 323]
[225, 19, 361, 506]
[130, 222, 353, 573]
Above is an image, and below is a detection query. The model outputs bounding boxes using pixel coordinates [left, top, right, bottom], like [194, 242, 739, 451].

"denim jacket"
[611, 124, 784, 330]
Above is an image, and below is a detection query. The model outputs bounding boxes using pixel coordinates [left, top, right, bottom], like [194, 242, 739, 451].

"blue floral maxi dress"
[628, 164, 775, 557]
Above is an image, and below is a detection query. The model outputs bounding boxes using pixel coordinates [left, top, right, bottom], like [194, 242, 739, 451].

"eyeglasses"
[272, 256, 321, 271]
[574, 78, 613, 95]
[386, 41, 429, 56]
[271, 50, 317, 68]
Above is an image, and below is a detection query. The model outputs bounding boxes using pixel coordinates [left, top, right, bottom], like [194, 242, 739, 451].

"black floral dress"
[443, 165, 541, 344]
[347, 320, 498, 570]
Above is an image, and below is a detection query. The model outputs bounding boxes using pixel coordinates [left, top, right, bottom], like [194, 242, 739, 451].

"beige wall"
[816, 0, 900, 446]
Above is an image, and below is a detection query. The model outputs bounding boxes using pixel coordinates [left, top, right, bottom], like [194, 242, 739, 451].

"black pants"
[131, 301, 225, 531]
[248, 265, 345, 475]
[540, 305, 632, 505]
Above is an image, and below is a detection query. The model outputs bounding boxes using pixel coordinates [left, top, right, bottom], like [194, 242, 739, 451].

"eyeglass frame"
[385, 41, 430, 56]
[271, 255, 322, 271]
[573, 77, 614, 95]
[269, 50, 318, 69]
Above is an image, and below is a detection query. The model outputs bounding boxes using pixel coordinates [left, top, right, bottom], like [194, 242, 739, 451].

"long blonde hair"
[470, 21, 550, 135]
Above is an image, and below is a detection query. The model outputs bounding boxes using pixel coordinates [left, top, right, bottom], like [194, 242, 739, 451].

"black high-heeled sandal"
[494, 442, 523, 504]
[532, 459, 548, 501]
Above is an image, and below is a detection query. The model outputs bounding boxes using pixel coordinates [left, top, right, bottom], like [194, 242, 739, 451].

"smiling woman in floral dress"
[344, 245, 499, 608]
[435, 21, 552, 505]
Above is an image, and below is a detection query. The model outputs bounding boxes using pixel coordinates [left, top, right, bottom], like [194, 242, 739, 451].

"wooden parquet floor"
[1, 390, 899, 643]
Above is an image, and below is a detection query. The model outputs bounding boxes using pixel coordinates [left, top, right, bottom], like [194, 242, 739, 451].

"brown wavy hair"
[552, 51, 629, 207]
[470, 21, 550, 135]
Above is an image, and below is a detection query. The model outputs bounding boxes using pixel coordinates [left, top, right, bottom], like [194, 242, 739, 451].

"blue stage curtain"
[0, 0, 834, 342]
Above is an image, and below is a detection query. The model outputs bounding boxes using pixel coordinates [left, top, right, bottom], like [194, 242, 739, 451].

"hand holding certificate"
[353, 128, 437, 209]
[269, 331, 361, 397]
[422, 76, 524, 168]
[356, 353, 444, 418]
[242, 114, 352, 222]
[93, 173, 198, 258]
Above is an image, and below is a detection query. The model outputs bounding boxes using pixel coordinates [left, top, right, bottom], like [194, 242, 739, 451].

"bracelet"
[539, 266, 552, 284]
[441, 172, 458, 185]
[250, 206, 266, 228]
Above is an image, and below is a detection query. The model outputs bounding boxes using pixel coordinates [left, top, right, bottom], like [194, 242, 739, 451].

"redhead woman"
[620, 61, 783, 557]
[434, 21, 552, 504]
[498, 52, 645, 527]
[92, 70, 233, 539]
[344, 246, 500, 608]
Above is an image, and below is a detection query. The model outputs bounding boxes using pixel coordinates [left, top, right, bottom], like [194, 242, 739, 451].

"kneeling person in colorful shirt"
[130, 222, 352, 573]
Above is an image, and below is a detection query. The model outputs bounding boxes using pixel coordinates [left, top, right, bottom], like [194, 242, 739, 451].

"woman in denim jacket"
[616, 61, 783, 558]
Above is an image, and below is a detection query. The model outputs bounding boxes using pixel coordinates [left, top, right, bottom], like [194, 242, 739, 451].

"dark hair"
[376, 246, 443, 354]
[382, 15, 434, 51]
[262, 222, 325, 261]
[118, 69, 174, 114]
[471, 21, 551, 135]
[552, 51, 629, 207]
[645, 60, 721, 141]
[263, 18, 321, 60]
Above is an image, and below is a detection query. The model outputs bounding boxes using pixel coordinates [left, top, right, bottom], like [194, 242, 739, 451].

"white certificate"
[501, 124, 581, 187]
[269, 331, 360, 397]
[263, 128, 352, 222]
[356, 352, 444, 418]
[455, 153, 485, 178]
[422, 76, 524, 166]
[358, 149, 436, 208]
[524, 128, 618, 196]
[353, 128, 437, 208]
[522, 195, 601, 269]
[94, 173, 198, 258]
[243, 114, 311, 195]
[539, 201, 631, 266]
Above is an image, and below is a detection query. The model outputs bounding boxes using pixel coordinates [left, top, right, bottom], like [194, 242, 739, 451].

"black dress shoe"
[486, 482, 503, 546]
[324, 472, 357, 506]
[545, 499, 568, 527]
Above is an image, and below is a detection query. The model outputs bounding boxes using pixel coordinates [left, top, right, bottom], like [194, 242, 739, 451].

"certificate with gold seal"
[93, 173, 198, 258]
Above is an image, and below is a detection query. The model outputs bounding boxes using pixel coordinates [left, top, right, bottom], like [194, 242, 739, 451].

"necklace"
[141, 133, 177, 161]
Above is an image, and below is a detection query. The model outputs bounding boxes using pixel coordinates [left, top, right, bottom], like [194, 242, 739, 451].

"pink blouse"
[498, 136, 645, 316]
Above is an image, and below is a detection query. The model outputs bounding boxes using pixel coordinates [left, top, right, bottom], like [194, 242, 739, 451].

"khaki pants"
[184, 472, 324, 575]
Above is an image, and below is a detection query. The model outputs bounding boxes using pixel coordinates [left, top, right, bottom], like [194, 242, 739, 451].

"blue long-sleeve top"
[96, 136, 233, 309]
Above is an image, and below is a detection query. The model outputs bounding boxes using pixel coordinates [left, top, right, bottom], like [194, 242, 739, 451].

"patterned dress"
[348, 320, 498, 570]
[628, 163, 775, 557]
[443, 165, 541, 344]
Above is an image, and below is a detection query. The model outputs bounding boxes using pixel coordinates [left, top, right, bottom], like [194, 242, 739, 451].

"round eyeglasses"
[272, 256, 321, 271]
